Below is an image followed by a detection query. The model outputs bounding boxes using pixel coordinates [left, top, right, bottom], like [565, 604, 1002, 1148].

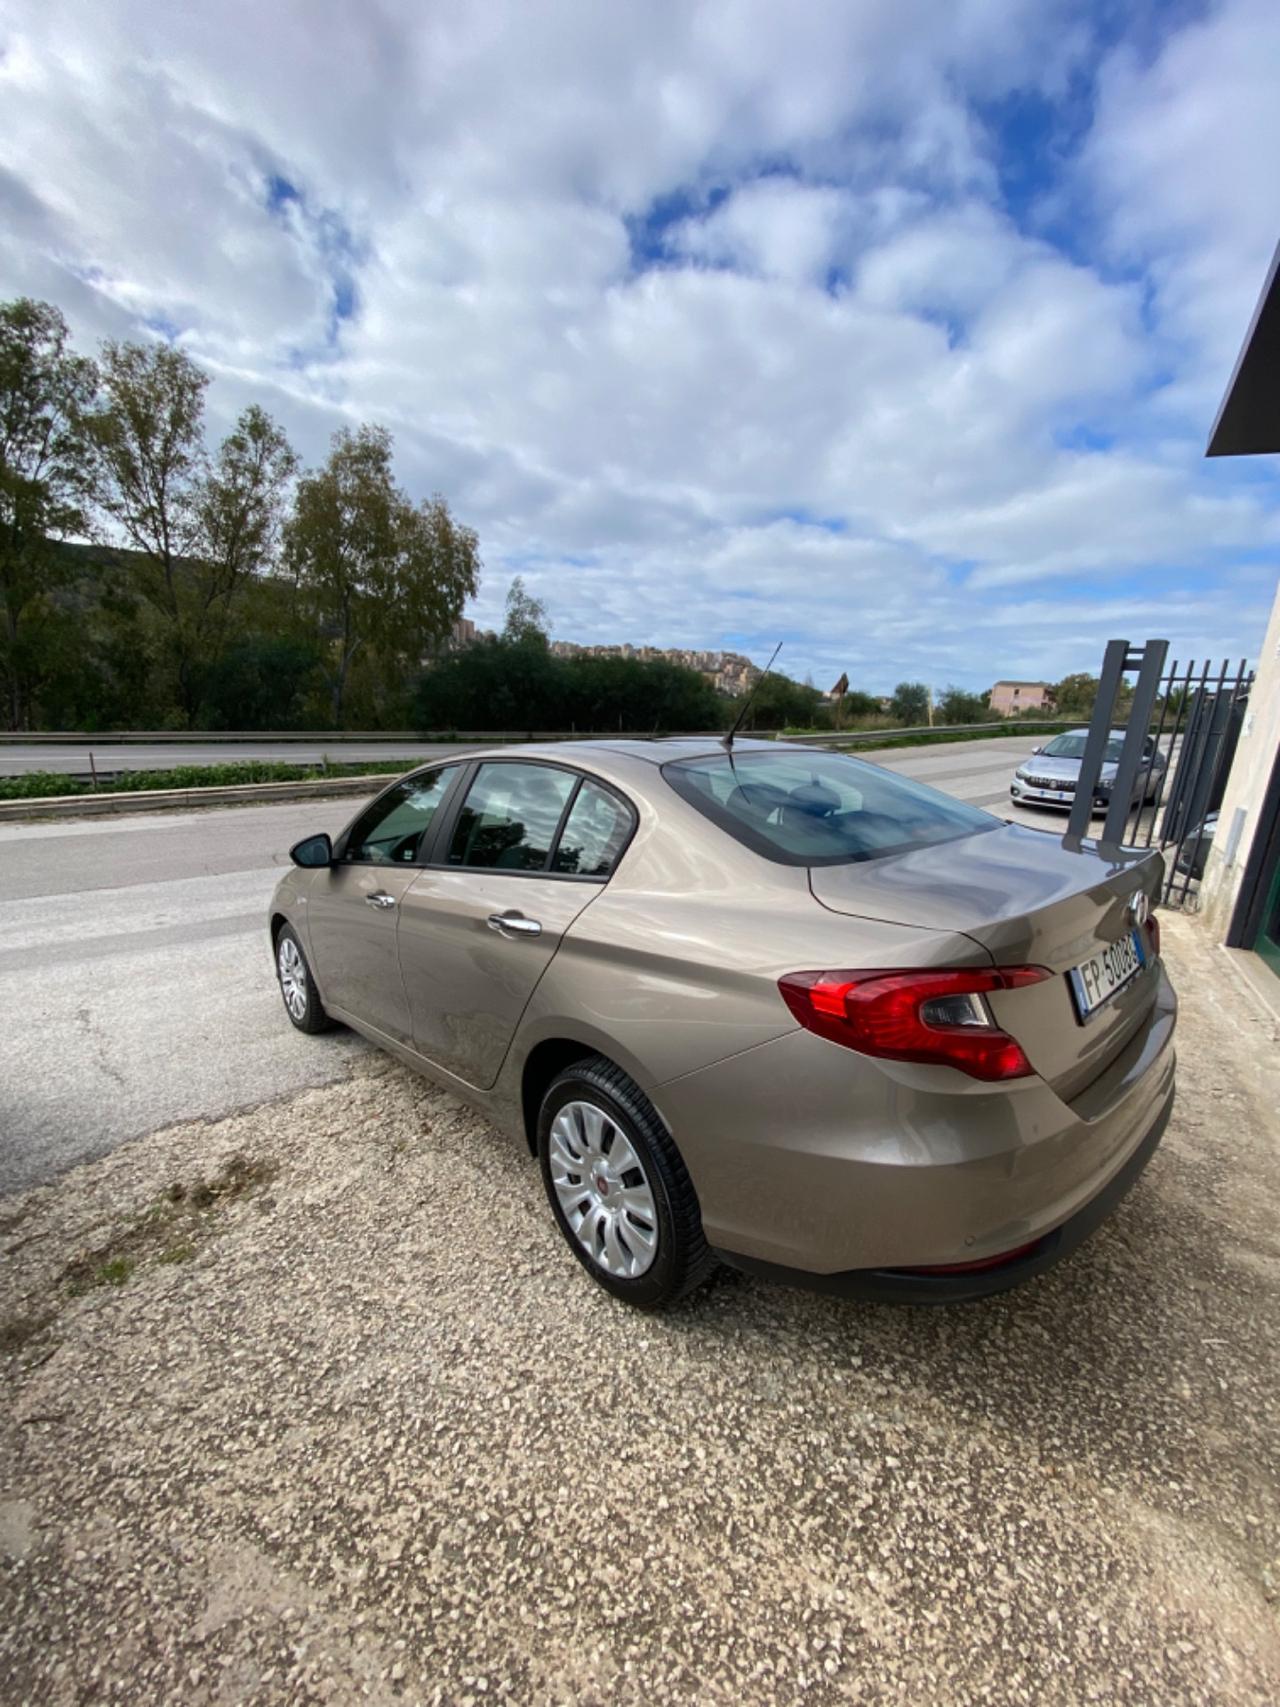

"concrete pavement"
[0, 799, 371, 1194]
[1, 735, 1067, 1194]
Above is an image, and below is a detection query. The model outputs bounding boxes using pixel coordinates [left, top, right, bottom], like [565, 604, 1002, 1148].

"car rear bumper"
[652, 965, 1176, 1282]
[714, 1085, 1172, 1302]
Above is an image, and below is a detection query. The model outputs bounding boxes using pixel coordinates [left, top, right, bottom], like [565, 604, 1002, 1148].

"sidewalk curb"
[0, 774, 389, 822]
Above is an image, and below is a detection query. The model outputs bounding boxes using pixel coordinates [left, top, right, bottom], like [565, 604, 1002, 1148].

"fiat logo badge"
[1128, 892, 1150, 929]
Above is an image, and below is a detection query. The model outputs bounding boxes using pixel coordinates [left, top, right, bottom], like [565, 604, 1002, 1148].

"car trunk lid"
[808, 824, 1165, 1102]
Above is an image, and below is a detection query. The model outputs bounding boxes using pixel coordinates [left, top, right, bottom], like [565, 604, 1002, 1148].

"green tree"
[890, 680, 930, 724]
[194, 404, 298, 673]
[735, 670, 825, 731]
[564, 654, 722, 732]
[0, 298, 97, 729]
[285, 425, 480, 725]
[414, 633, 560, 730]
[1050, 673, 1098, 720]
[90, 342, 298, 723]
[412, 639, 723, 734]
[502, 575, 549, 646]
[937, 685, 992, 725]
[88, 340, 208, 718]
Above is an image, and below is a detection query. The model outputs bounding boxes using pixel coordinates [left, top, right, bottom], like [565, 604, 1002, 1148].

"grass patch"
[58, 1152, 278, 1298]
[0, 758, 420, 801]
[66, 1256, 136, 1295]
[834, 722, 1067, 754]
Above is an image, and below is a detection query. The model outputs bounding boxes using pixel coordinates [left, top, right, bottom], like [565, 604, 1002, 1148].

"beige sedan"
[270, 739, 1176, 1310]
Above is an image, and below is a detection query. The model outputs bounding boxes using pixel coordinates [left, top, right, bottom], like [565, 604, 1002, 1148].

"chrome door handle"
[487, 912, 542, 937]
[365, 891, 398, 910]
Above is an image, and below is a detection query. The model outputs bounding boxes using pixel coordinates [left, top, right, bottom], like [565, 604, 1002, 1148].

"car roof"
[451, 735, 779, 766]
[413, 736, 802, 796]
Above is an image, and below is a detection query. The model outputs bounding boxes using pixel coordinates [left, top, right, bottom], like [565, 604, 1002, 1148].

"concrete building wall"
[989, 681, 1052, 715]
[1200, 574, 1280, 937]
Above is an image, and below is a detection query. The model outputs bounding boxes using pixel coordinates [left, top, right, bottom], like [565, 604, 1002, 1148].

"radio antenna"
[722, 642, 783, 751]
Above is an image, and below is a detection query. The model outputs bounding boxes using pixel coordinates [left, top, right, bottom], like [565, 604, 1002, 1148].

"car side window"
[344, 769, 455, 865]
[551, 780, 634, 876]
[448, 763, 577, 871]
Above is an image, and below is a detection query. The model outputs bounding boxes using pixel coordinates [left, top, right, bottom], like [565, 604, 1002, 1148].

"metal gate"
[1073, 641, 1254, 908]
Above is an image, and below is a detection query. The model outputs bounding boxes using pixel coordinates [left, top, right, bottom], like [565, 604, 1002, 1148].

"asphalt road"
[1, 735, 1107, 1194]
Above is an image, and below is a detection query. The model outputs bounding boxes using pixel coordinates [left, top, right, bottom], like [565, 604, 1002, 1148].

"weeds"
[57, 1153, 278, 1299]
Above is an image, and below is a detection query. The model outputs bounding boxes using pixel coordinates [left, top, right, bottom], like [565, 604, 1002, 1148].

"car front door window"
[345, 769, 456, 865]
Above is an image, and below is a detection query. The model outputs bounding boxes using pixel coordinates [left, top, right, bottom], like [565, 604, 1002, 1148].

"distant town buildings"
[549, 640, 762, 697]
[988, 679, 1054, 715]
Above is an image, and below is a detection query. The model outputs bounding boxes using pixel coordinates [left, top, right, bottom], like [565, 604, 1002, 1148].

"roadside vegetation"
[0, 757, 420, 800]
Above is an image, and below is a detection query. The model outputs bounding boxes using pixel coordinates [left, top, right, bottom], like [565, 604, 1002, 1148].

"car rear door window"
[448, 763, 578, 870]
[344, 768, 457, 864]
[551, 780, 634, 876]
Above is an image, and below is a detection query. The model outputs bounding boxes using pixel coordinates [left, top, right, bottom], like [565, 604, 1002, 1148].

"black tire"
[274, 923, 333, 1035]
[537, 1055, 715, 1310]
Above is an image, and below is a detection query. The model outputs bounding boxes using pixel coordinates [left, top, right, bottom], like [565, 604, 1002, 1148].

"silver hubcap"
[548, 1100, 659, 1279]
[277, 936, 308, 1020]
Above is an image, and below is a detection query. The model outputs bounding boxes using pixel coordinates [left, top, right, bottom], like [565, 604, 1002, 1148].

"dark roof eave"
[1206, 239, 1280, 457]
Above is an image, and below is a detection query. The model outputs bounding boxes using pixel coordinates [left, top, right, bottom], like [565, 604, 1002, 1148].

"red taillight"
[777, 966, 1051, 1082]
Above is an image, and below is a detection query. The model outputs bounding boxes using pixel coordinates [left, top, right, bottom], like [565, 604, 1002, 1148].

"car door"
[398, 761, 636, 1087]
[303, 766, 461, 1042]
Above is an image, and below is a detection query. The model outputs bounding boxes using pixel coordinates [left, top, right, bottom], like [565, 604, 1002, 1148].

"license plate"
[1068, 929, 1146, 1020]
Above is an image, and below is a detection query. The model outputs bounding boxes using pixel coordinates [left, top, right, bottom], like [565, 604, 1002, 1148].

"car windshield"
[1042, 734, 1125, 762]
[662, 749, 998, 867]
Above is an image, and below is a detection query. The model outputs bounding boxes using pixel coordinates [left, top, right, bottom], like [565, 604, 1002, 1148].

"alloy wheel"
[277, 935, 308, 1021]
[547, 1099, 659, 1279]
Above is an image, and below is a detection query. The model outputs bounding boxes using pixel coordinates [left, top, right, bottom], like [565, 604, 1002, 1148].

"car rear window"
[662, 749, 998, 867]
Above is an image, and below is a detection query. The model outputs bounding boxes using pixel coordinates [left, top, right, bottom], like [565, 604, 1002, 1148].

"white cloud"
[1081, 0, 1280, 414]
[0, 0, 1275, 693]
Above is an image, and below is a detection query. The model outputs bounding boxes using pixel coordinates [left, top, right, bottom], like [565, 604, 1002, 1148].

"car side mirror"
[1032, 744, 1044, 754]
[290, 832, 333, 868]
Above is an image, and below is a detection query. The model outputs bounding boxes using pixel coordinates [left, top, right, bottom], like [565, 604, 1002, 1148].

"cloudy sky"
[2, 0, 1277, 692]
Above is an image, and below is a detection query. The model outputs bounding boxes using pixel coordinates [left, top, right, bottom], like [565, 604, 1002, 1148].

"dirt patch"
[3, 1152, 279, 1352]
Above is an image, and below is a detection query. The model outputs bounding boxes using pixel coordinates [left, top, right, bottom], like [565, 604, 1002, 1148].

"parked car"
[270, 739, 1176, 1310]
[1011, 729, 1166, 814]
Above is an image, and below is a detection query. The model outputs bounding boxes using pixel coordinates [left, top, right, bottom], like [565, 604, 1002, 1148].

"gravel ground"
[2, 914, 1278, 1705]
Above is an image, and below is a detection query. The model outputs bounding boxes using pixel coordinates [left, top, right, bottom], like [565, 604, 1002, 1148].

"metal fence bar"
[1133, 658, 1179, 848]
[1162, 660, 1196, 834]
[1068, 639, 1130, 840]
[1167, 657, 1230, 906]
[1163, 658, 1213, 905]
[1103, 640, 1167, 844]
